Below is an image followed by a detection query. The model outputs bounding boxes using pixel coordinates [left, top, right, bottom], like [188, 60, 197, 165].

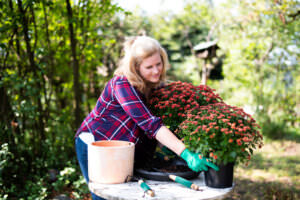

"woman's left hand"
[180, 149, 219, 172]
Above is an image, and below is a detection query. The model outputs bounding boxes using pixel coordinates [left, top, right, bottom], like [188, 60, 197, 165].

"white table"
[89, 173, 234, 200]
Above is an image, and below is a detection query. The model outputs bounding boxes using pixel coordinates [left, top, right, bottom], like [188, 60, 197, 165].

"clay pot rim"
[91, 140, 135, 149]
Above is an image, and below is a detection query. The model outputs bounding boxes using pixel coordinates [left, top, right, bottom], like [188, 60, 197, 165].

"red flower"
[222, 119, 230, 123]
[242, 137, 252, 142]
[187, 114, 193, 118]
[237, 139, 242, 146]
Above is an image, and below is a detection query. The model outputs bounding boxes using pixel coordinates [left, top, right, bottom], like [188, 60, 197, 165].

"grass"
[225, 139, 300, 200]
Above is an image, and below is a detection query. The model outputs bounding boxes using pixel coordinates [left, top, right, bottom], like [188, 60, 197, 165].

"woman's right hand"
[180, 149, 219, 172]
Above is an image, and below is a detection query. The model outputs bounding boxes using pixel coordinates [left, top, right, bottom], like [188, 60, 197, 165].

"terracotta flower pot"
[88, 140, 135, 184]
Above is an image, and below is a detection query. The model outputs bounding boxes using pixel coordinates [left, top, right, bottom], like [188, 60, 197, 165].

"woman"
[75, 36, 219, 200]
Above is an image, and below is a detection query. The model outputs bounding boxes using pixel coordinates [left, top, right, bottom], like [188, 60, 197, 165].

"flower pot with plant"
[176, 102, 263, 188]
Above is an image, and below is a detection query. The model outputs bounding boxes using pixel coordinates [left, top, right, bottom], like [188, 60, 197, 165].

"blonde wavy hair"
[114, 36, 169, 95]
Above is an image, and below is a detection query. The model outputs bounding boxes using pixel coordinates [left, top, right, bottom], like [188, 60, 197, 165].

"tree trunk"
[17, 0, 45, 151]
[17, 0, 45, 134]
[41, 0, 56, 147]
[66, 0, 82, 128]
[201, 60, 208, 85]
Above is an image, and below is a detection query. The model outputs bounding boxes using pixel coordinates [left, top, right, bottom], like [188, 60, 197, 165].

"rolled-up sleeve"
[114, 78, 163, 138]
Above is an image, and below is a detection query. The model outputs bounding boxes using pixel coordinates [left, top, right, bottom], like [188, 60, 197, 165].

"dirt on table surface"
[139, 156, 193, 172]
[157, 164, 191, 173]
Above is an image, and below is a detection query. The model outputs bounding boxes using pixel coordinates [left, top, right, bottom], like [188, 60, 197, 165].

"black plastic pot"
[204, 162, 234, 188]
[135, 158, 200, 181]
[135, 167, 200, 181]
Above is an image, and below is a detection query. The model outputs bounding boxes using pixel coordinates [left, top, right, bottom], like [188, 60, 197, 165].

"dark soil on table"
[157, 164, 191, 173]
[137, 156, 191, 173]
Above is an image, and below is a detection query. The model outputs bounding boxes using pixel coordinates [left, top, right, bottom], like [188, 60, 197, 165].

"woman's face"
[138, 52, 163, 84]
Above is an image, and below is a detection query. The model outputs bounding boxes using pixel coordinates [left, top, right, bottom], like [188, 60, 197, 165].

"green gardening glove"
[180, 149, 219, 172]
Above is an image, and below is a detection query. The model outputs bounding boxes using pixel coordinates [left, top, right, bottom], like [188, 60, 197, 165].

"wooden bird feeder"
[193, 40, 219, 85]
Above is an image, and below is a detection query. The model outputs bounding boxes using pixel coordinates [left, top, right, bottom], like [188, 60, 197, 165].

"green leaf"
[223, 156, 228, 165]
[230, 151, 237, 158]
[0, 24, 13, 33]
[249, 148, 253, 155]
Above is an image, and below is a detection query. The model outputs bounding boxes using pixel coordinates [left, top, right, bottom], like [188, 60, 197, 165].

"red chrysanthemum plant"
[176, 103, 263, 165]
[149, 81, 223, 132]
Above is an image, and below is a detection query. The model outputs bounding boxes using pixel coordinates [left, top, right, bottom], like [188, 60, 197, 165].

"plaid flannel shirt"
[75, 75, 163, 143]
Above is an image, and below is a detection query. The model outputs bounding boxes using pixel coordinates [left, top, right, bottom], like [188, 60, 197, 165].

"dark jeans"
[75, 137, 105, 200]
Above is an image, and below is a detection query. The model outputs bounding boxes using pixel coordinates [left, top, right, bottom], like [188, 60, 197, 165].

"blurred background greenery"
[0, 0, 299, 199]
